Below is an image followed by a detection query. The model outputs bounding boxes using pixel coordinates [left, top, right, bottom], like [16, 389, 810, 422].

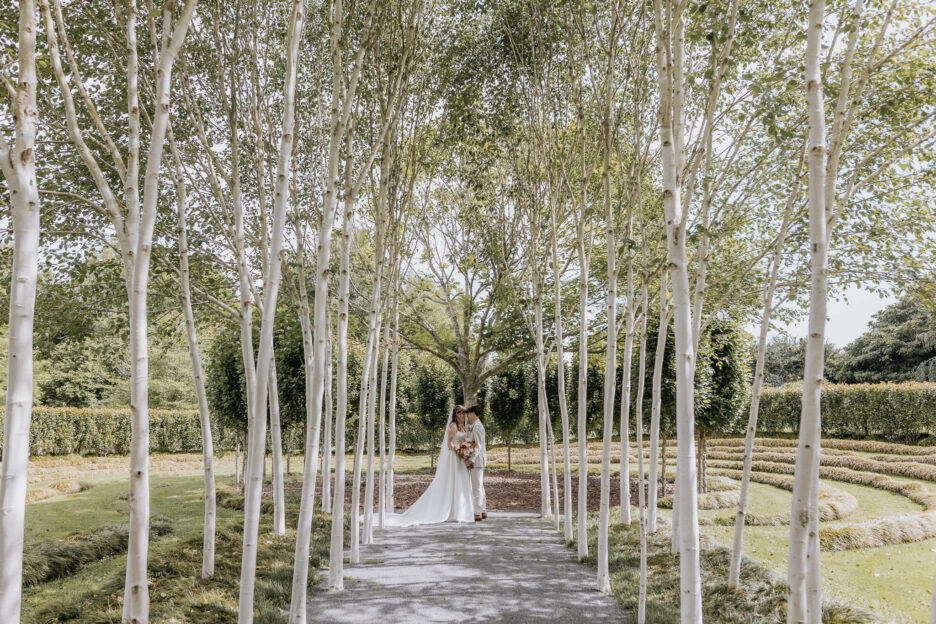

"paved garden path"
[307, 512, 624, 623]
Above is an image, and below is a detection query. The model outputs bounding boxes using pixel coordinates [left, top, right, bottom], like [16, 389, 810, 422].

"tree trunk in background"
[269, 360, 286, 535]
[575, 221, 590, 560]
[545, 407, 560, 531]
[596, 220, 616, 593]
[597, 69, 618, 588]
[363, 312, 384, 544]
[322, 308, 334, 514]
[619, 251, 635, 525]
[635, 282, 650, 624]
[728, 161, 799, 584]
[235, 444, 241, 490]
[530, 226, 551, 519]
[788, 0, 827, 619]
[549, 193, 573, 542]
[238, 1, 304, 619]
[350, 275, 378, 563]
[378, 322, 390, 527]
[328, 197, 354, 591]
[0, 5, 40, 617]
[172, 142, 216, 579]
[647, 277, 669, 532]
[386, 281, 401, 513]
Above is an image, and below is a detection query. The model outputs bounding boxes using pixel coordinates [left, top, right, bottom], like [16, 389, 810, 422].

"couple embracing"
[386, 404, 487, 526]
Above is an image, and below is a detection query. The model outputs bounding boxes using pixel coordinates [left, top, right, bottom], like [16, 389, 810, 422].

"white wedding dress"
[385, 421, 475, 526]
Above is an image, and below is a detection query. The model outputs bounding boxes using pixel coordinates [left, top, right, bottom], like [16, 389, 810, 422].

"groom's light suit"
[468, 419, 487, 516]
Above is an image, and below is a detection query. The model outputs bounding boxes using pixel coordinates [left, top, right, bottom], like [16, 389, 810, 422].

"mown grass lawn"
[704, 478, 930, 623]
[20, 471, 336, 623]
[18, 439, 936, 623]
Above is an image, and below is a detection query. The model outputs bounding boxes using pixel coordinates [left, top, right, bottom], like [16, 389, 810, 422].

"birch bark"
[321, 307, 334, 514]
[378, 317, 391, 527]
[238, 1, 304, 620]
[269, 360, 286, 535]
[635, 280, 650, 624]
[653, 0, 702, 617]
[548, 192, 573, 541]
[728, 147, 803, 587]
[125, 5, 198, 619]
[0, 4, 40, 618]
[169, 137, 216, 580]
[787, 0, 828, 620]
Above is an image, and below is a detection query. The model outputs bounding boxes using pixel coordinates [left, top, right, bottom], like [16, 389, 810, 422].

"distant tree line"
[764, 296, 936, 386]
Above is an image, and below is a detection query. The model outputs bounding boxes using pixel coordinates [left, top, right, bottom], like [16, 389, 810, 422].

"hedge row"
[757, 382, 936, 441]
[0, 407, 237, 457]
[0, 407, 453, 458]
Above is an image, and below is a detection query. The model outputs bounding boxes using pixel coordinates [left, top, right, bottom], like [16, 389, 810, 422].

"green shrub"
[0, 407, 239, 458]
[757, 382, 936, 441]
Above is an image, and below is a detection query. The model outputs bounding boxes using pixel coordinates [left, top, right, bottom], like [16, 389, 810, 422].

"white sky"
[771, 285, 898, 348]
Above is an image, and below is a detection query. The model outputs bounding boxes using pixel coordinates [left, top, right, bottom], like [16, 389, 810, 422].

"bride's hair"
[451, 405, 465, 426]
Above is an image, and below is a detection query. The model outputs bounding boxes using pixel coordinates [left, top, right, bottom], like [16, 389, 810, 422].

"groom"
[466, 405, 487, 521]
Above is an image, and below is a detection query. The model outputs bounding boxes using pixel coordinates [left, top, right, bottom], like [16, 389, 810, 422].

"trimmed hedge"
[0, 407, 238, 458]
[758, 382, 936, 441]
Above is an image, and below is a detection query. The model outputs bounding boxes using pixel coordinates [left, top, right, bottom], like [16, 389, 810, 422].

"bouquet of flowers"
[456, 440, 477, 468]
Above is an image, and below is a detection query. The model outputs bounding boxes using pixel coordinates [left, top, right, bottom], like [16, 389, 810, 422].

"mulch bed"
[269, 470, 676, 513]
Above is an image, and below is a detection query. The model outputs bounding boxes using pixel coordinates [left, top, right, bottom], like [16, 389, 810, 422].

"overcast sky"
[772, 285, 898, 348]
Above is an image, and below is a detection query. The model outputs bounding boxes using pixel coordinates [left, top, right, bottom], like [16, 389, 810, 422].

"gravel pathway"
[306, 513, 624, 623]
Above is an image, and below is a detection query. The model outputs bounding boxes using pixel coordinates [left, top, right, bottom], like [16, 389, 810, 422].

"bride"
[385, 405, 475, 526]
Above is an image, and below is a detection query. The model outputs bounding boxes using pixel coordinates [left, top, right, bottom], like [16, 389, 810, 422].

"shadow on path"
[307, 512, 623, 623]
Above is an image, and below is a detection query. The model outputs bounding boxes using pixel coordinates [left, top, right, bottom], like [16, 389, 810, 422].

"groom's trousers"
[469, 467, 486, 515]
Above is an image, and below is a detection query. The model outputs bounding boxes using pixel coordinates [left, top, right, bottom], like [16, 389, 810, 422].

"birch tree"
[728, 143, 804, 587]
[652, 0, 703, 617]
[39, 1, 198, 618]
[167, 132, 216, 580]
[0, 3, 40, 619]
[237, 0, 305, 619]
[588, 1, 624, 594]
[321, 0, 423, 595]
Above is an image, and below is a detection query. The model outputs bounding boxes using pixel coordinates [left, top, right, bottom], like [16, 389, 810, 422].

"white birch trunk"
[0, 5, 40, 617]
[238, 2, 304, 620]
[598, 235, 617, 593]
[596, 224, 616, 593]
[363, 310, 383, 544]
[286, 104, 339, 624]
[321, 308, 334, 514]
[787, 1, 827, 619]
[635, 282, 650, 624]
[269, 360, 286, 535]
[575, 219, 590, 560]
[545, 403, 561, 531]
[125, 5, 197, 620]
[535, 340, 551, 517]
[378, 320, 390, 528]
[324, 0, 382, 594]
[328, 197, 353, 591]
[386, 274, 401, 513]
[351, 273, 380, 560]
[548, 194, 573, 541]
[728, 149, 801, 587]
[647, 277, 668, 532]
[597, 104, 617, 591]
[618, 249, 636, 526]
[172, 146, 216, 580]
[531, 210, 551, 520]
[654, 0, 702, 617]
